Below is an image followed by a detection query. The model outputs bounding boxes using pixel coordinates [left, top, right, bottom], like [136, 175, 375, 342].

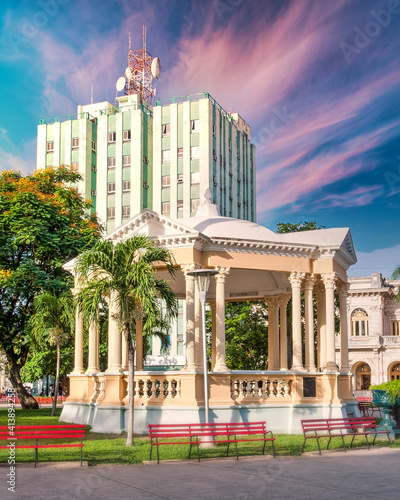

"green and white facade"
[37, 92, 256, 234]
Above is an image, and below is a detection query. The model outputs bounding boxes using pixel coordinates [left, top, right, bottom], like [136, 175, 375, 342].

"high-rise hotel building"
[36, 92, 256, 232]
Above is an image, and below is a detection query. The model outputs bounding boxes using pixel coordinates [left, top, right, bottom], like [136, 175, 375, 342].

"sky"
[0, 0, 399, 277]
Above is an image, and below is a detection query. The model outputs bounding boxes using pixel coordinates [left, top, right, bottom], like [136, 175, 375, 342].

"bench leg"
[340, 435, 346, 452]
[301, 437, 307, 454]
[316, 438, 321, 455]
[364, 434, 370, 450]
[81, 438, 83, 467]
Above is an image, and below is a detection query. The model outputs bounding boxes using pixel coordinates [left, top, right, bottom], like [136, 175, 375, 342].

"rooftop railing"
[39, 112, 96, 125]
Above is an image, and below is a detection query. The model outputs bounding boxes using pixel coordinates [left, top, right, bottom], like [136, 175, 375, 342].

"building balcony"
[335, 335, 400, 348]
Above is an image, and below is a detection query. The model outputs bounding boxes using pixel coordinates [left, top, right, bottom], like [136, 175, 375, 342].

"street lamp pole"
[187, 269, 218, 423]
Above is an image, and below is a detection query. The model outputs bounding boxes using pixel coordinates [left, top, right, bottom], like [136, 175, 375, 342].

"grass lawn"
[0, 408, 397, 465]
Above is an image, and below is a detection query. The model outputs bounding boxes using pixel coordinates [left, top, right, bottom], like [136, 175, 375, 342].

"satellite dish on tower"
[151, 57, 161, 79]
[116, 76, 126, 92]
[125, 67, 133, 80]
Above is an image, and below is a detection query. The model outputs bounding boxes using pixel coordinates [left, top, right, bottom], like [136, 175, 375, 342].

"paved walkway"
[1, 447, 400, 500]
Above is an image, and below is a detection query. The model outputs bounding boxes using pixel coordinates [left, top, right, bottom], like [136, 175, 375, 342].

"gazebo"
[61, 196, 357, 433]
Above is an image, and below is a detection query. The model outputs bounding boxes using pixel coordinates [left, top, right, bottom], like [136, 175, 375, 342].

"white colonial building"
[335, 273, 400, 397]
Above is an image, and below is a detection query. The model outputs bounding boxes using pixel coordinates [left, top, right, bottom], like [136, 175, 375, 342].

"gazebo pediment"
[106, 209, 202, 243]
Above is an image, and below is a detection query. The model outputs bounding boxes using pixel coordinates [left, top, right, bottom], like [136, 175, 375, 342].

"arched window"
[351, 309, 369, 336]
[355, 363, 371, 390]
[390, 363, 400, 381]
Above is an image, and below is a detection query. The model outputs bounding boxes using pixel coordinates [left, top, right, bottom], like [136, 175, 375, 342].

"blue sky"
[1, 0, 399, 277]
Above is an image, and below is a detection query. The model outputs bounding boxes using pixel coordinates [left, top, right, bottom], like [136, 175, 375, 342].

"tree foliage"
[223, 301, 269, 370]
[0, 166, 103, 408]
[276, 221, 325, 233]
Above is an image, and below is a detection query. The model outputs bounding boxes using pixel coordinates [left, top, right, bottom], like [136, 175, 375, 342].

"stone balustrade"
[230, 374, 293, 401]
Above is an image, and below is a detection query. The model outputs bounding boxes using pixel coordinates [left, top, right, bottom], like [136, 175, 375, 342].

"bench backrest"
[0, 425, 85, 440]
[148, 421, 267, 438]
[301, 417, 376, 433]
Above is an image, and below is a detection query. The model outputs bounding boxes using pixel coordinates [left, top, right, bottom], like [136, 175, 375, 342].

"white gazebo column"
[288, 272, 305, 371]
[337, 281, 350, 372]
[315, 281, 326, 371]
[86, 309, 99, 375]
[209, 300, 217, 371]
[266, 297, 279, 370]
[106, 292, 122, 372]
[181, 264, 197, 371]
[214, 267, 230, 372]
[278, 295, 290, 371]
[322, 273, 338, 372]
[72, 307, 85, 374]
[304, 274, 316, 372]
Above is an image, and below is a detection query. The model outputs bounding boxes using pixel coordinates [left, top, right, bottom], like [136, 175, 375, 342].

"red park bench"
[148, 421, 276, 463]
[0, 425, 85, 467]
[301, 417, 391, 455]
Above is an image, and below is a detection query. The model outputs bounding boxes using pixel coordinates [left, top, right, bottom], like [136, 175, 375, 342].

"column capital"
[265, 296, 279, 309]
[287, 271, 306, 287]
[321, 272, 338, 289]
[214, 266, 230, 283]
[181, 263, 202, 275]
[337, 280, 350, 296]
[303, 273, 315, 290]
[277, 294, 291, 308]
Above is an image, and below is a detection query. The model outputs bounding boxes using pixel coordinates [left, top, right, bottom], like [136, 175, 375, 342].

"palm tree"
[74, 235, 177, 446]
[30, 292, 74, 416]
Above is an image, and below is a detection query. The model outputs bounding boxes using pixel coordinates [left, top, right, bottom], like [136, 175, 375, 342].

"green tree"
[277, 221, 325, 233]
[29, 291, 74, 415]
[0, 166, 102, 409]
[224, 301, 269, 370]
[74, 236, 178, 446]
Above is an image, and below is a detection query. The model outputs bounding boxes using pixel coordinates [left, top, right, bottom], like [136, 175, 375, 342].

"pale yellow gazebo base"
[60, 370, 356, 434]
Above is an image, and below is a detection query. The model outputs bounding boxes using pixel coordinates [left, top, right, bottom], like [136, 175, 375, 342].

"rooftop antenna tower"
[115, 24, 161, 105]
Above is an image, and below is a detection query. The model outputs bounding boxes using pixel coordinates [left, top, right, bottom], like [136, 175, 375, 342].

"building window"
[72, 138, 79, 149]
[191, 198, 200, 214]
[107, 207, 115, 219]
[191, 119, 199, 132]
[390, 363, 400, 380]
[162, 176, 170, 188]
[229, 138, 232, 151]
[71, 186, 79, 193]
[108, 132, 116, 143]
[212, 123, 216, 137]
[191, 172, 200, 185]
[162, 150, 171, 163]
[123, 130, 131, 142]
[162, 123, 171, 136]
[108, 182, 116, 194]
[71, 162, 79, 172]
[351, 309, 369, 336]
[177, 200, 184, 212]
[162, 202, 170, 215]
[47, 141, 54, 152]
[177, 173, 184, 184]
[178, 147, 183, 159]
[91, 140, 96, 153]
[91, 164, 96, 172]
[122, 205, 130, 219]
[355, 362, 371, 390]
[190, 146, 200, 159]
[108, 157, 116, 169]
[392, 321, 400, 336]
[123, 155, 131, 168]
[122, 180, 131, 192]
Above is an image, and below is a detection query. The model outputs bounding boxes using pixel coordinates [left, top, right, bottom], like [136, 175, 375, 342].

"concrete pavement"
[1, 447, 400, 500]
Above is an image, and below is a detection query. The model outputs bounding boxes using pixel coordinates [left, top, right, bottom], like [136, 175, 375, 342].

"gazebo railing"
[230, 374, 293, 400]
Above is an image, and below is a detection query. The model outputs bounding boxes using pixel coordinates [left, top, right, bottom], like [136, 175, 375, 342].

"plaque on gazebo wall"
[303, 377, 316, 398]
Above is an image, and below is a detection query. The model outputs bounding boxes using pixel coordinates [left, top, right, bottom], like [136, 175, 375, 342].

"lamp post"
[186, 268, 218, 423]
